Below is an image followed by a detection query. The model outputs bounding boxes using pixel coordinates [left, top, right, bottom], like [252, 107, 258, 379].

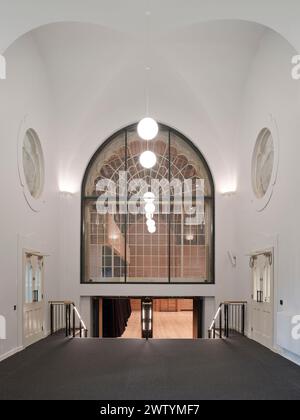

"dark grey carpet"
[0, 335, 300, 400]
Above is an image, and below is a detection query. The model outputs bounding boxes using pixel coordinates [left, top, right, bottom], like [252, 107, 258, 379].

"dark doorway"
[92, 297, 204, 339]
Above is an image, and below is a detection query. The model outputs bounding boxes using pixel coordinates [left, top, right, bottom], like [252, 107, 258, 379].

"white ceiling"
[1, 0, 300, 54]
[25, 20, 267, 139]
[2, 13, 296, 189]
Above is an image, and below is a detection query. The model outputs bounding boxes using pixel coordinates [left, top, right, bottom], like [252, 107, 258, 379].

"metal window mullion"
[168, 129, 171, 283]
[125, 129, 128, 283]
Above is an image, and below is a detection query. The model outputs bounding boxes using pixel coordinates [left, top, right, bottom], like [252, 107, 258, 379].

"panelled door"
[23, 252, 45, 347]
[250, 251, 274, 349]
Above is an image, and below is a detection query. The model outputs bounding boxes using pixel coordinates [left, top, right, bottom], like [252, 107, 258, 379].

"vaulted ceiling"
[15, 20, 268, 142]
[2, 8, 296, 191]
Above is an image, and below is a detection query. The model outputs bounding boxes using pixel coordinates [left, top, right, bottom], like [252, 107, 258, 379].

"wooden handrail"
[223, 301, 247, 305]
[49, 300, 74, 305]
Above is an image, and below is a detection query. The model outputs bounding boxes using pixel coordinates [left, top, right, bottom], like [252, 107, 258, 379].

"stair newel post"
[50, 303, 54, 335]
[224, 304, 229, 338]
[219, 305, 222, 339]
[73, 305, 76, 338]
[242, 303, 245, 336]
[65, 303, 68, 337]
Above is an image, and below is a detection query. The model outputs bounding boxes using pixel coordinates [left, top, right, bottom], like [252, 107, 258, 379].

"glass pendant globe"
[137, 118, 159, 140]
[139, 150, 157, 169]
[148, 225, 156, 234]
[143, 192, 155, 202]
[145, 202, 155, 214]
[146, 219, 155, 228]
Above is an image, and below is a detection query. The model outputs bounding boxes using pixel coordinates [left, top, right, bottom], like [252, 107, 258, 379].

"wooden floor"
[121, 311, 193, 339]
[121, 311, 141, 338]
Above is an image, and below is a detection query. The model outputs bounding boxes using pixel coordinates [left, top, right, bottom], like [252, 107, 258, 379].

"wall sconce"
[141, 297, 153, 339]
[227, 251, 237, 267]
[58, 176, 78, 196]
[221, 190, 236, 197]
[59, 191, 74, 199]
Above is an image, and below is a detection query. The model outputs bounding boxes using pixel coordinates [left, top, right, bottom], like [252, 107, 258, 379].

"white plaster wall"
[0, 34, 59, 359]
[235, 30, 300, 363]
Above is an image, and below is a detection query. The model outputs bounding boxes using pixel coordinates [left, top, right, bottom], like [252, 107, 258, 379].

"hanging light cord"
[145, 10, 151, 118]
[145, 10, 151, 151]
[137, 4, 158, 145]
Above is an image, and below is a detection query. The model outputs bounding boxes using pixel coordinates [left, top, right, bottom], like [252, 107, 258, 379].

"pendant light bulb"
[137, 118, 158, 141]
[148, 225, 156, 234]
[146, 219, 155, 228]
[139, 150, 157, 169]
[143, 192, 155, 202]
[144, 202, 155, 214]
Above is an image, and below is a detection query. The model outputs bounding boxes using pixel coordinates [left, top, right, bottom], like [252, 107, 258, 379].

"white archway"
[0, 1, 299, 55]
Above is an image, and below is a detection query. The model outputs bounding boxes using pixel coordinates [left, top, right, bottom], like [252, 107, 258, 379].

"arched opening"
[81, 123, 214, 284]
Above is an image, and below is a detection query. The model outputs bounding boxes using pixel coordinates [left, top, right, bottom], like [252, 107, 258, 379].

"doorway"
[92, 297, 203, 339]
[121, 299, 141, 338]
[23, 252, 45, 347]
[250, 250, 274, 349]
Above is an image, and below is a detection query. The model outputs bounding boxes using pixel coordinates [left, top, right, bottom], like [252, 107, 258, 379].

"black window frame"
[81, 123, 215, 285]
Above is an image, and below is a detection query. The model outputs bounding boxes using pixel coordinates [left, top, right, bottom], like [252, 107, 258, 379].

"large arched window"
[81, 124, 214, 284]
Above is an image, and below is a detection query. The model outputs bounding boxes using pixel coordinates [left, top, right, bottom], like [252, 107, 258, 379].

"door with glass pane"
[23, 252, 45, 347]
[251, 251, 273, 349]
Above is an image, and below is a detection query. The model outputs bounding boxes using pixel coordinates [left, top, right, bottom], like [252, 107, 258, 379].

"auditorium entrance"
[92, 297, 204, 339]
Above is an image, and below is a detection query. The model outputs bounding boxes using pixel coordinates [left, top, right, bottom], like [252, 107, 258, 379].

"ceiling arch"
[1, 0, 299, 55]
[2, 11, 297, 195]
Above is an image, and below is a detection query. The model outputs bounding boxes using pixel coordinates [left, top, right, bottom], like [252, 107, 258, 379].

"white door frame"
[22, 250, 45, 347]
[250, 247, 275, 350]
[17, 234, 48, 349]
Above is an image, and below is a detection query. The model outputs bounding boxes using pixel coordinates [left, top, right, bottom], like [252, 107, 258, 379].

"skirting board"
[0, 331, 50, 363]
[0, 346, 23, 363]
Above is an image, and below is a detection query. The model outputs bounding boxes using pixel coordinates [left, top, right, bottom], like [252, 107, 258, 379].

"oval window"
[252, 128, 274, 199]
[22, 129, 45, 199]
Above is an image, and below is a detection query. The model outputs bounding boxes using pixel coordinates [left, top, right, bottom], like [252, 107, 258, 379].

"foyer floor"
[121, 311, 193, 338]
[0, 335, 300, 400]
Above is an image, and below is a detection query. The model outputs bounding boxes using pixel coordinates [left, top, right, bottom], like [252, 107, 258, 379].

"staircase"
[208, 301, 247, 339]
[49, 301, 88, 338]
